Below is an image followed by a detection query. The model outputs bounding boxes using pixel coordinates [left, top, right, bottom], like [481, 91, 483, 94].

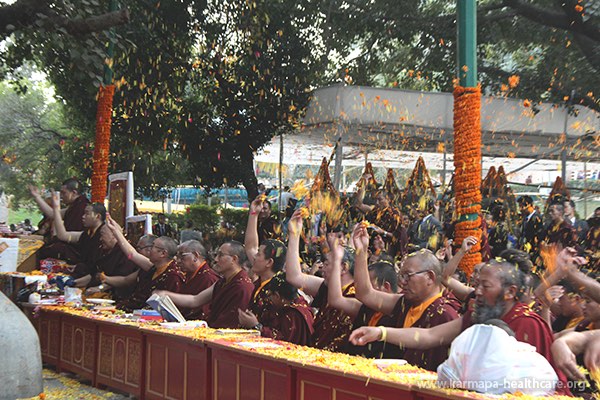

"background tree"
[0, 75, 86, 206]
[178, 0, 327, 199]
[325, 0, 600, 112]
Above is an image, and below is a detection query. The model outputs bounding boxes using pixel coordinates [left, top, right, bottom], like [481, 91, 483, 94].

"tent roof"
[292, 84, 599, 163]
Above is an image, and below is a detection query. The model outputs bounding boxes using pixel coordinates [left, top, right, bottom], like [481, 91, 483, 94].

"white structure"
[257, 85, 600, 188]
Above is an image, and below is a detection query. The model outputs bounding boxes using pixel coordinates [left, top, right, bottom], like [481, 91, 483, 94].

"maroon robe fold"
[207, 269, 254, 328]
[346, 304, 404, 359]
[257, 216, 282, 243]
[63, 195, 90, 232]
[181, 262, 220, 320]
[462, 302, 571, 396]
[311, 282, 355, 352]
[250, 273, 279, 325]
[392, 294, 459, 371]
[93, 245, 139, 300]
[117, 260, 185, 312]
[261, 300, 314, 346]
[70, 227, 104, 278]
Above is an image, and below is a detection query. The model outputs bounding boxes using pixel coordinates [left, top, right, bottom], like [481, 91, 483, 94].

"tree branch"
[504, 0, 600, 43]
[49, 9, 130, 36]
[0, 0, 129, 39]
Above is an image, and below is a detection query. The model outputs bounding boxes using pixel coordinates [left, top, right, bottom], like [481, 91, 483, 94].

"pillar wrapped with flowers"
[453, 85, 482, 276]
[91, 84, 115, 203]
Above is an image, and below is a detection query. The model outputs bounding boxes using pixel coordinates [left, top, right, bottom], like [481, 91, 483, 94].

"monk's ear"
[504, 285, 518, 301]
[382, 281, 392, 293]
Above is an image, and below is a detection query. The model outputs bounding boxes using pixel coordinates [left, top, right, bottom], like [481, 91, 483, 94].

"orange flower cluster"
[91, 85, 116, 203]
[453, 85, 482, 277]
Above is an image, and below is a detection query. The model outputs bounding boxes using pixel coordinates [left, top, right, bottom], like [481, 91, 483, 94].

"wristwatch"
[253, 323, 263, 331]
[98, 284, 105, 291]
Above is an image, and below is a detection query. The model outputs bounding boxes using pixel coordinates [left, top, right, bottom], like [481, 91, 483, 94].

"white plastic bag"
[437, 324, 558, 395]
[64, 287, 83, 304]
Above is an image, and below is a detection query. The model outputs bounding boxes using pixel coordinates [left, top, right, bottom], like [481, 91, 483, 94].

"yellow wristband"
[378, 326, 387, 342]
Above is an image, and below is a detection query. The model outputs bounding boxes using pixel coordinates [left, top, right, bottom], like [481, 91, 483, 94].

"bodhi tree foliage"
[1, 0, 328, 201]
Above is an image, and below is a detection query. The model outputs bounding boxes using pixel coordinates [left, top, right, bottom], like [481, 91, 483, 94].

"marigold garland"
[453, 85, 482, 277]
[91, 84, 116, 203]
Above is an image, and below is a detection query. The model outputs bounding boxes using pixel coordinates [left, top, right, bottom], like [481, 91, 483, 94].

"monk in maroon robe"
[207, 268, 254, 328]
[175, 240, 220, 320]
[116, 236, 185, 312]
[117, 259, 185, 312]
[311, 282, 356, 351]
[76, 225, 139, 300]
[285, 210, 356, 351]
[243, 205, 306, 329]
[239, 273, 314, 346]
[155, 241, 254, 329]
[43, 198, 106, 285]
[35, 178, 90, 259]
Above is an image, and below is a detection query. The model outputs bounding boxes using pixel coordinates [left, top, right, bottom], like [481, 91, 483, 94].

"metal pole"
[457, 0, 477, 87]
[584, 161, 588, 217]
[333, 123, 344, 190]
[442, 148, 447, 186]
[278, 132, 283, 221]
[561, 90, 575, 183]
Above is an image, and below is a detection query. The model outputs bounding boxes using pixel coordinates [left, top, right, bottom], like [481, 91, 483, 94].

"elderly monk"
[176, 240, 219, 320]
[352, 223, 458, 371]
[238, 273, 314, 345]
[156, 241, 254, 328]
[286, 210, 355, 352]
[349, 257, 572, 395]
[107, 216, 184, 312]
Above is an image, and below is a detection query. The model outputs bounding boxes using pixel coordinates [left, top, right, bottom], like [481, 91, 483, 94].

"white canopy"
[256, 84, 600, 186]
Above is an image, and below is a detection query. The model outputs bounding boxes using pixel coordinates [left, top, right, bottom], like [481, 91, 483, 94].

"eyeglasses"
[152, 245, 167, 252]
[138, 245, 153, 251]
[216, 250, 232, 258]
[399, 269, 432, 281]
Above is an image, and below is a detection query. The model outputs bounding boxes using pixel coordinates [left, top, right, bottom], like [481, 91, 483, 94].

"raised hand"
[250, 196, 264, 215]
[351, 223, 369, 255]
[28, 184, 41, 198]
[288, 209, 304, 236]
[326, 232, 345, 262]
[461, 236, 478, 253]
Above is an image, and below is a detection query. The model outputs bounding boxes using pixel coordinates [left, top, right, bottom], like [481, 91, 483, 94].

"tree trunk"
[239, 148, 259, 202]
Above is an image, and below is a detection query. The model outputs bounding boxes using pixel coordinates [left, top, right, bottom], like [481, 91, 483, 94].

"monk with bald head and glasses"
[155, 241, 254, 328]
[350, 255, 572, 395]
[351, 223, 459, 371]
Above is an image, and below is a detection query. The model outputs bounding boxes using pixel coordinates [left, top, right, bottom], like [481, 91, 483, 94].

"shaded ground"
[18, 368, 130, 400]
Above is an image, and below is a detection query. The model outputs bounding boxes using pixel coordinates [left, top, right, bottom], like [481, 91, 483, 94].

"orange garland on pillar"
[453, 85, 482, 277]
[91, 85, 116, 203]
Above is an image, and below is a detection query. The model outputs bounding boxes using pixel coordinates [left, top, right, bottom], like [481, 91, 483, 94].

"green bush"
[221, 208, 249, 234]
[184, 204, 220, 234]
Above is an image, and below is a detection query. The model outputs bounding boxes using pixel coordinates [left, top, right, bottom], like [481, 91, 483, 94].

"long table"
[29, 307, 480, 400]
